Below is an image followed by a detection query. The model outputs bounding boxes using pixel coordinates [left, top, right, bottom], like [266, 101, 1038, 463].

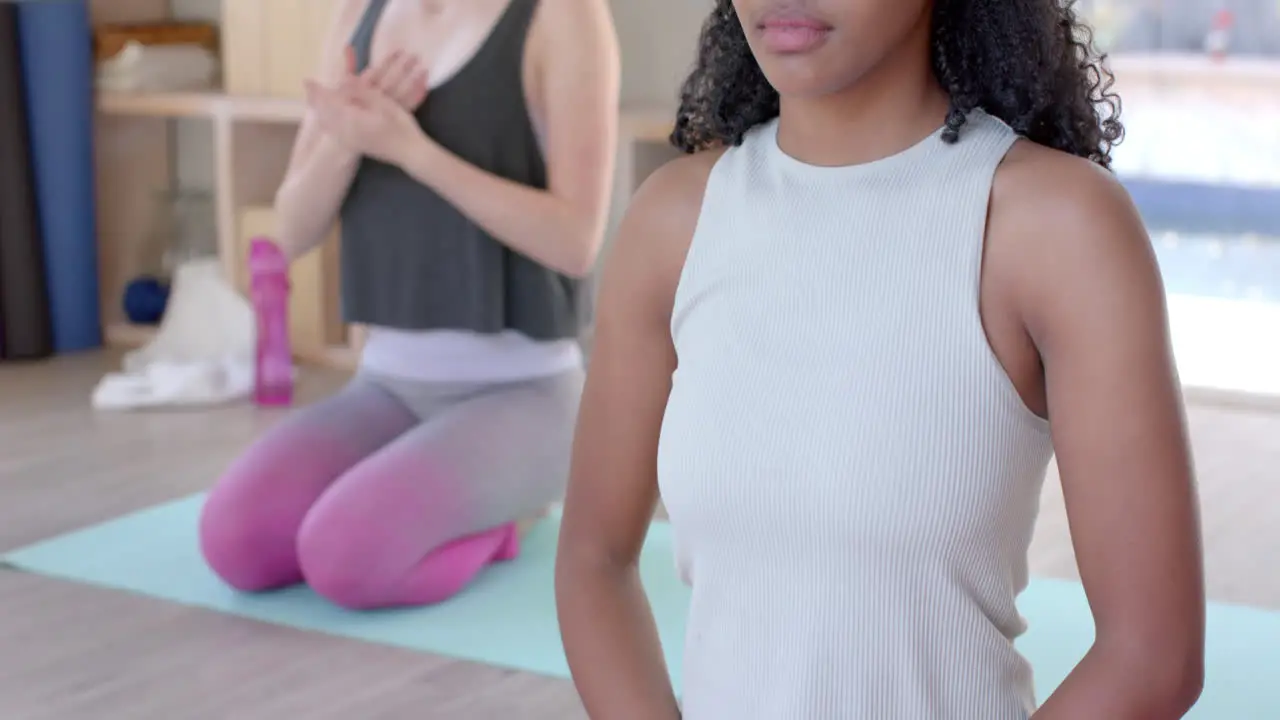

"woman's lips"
[758, 12, 832, 54]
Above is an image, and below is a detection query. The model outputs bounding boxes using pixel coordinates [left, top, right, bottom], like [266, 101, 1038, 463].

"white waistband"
[359, 327, 582, 383]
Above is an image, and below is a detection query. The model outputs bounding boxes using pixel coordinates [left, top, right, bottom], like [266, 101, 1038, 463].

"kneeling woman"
[199, 0, 619, 609]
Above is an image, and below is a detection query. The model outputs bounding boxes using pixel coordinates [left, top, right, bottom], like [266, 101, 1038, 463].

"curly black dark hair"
[671, 0, 1124, 168]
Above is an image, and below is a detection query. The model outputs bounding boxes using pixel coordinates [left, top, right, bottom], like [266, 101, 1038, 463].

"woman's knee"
[199, 467, 305, 592]
[294, 503, 387, 610]
[294, 460, 458, 609]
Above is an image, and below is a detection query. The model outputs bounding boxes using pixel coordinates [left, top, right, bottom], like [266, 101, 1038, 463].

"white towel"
[92, 356, 253, 410]
[93, 257, 266, 412]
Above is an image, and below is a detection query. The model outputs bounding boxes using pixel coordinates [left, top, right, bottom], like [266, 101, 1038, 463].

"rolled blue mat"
[17, 0, 102, 353]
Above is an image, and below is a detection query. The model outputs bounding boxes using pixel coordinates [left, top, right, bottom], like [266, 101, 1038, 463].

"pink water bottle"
[248, 237, 293, 407]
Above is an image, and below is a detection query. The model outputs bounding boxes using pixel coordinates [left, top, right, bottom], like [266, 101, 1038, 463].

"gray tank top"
[340, 0, 581, 340]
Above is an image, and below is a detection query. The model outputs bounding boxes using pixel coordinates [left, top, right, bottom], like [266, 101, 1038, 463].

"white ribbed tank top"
[656, 110, 1056, 719]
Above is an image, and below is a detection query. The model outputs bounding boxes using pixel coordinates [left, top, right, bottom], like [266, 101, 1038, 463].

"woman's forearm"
[273, 134, 362, 261]
[556, 559, 682, 719]
[394, 133, 600, 278]
[1033, 640, 1203, 719]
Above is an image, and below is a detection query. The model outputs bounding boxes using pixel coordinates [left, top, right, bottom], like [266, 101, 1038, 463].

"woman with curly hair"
[555, 0, 1204, 718]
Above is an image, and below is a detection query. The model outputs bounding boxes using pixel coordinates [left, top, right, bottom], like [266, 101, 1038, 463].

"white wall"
[166, 0, 711, 193]
[612, 0, 711, 107]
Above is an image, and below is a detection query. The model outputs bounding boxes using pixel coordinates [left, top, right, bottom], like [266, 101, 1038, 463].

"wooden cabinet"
[95, 0, 355, 366]
[222, 0, 335, 98]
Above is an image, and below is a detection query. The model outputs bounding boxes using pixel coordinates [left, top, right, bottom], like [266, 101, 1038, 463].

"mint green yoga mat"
[3, 494, 1278, 716]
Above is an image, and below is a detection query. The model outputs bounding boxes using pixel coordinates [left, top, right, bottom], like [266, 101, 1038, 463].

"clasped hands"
[305, 48, 430, 165]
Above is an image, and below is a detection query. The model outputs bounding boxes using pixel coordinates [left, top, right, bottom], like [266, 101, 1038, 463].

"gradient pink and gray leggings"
[198, 368, 581, 609]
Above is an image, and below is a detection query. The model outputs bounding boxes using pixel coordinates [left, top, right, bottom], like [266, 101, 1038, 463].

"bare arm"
[393, 0, 620, 277]
[1001, 155, 1205, 718]
[555, 152, 718, 718]
[272, 0, 367, 260]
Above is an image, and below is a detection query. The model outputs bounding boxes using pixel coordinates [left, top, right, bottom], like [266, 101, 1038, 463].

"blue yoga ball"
[122, 276, 170, 325]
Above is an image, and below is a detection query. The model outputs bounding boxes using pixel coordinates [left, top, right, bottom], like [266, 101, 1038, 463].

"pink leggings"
[198, 370, 581, 609]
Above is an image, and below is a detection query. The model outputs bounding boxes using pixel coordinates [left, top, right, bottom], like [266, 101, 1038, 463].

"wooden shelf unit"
[96, 97, 305, 354]
[92, 0, 339, 361]
[97, 90, 307, 122]
[91, 0, 184, 358]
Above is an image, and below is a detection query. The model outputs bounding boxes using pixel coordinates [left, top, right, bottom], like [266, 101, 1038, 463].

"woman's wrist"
[390, 129, 443, 181]
[313, 132, 363, 170]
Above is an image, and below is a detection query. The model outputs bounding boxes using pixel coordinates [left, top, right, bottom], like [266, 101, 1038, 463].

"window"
[1081, 0, 1280, 56]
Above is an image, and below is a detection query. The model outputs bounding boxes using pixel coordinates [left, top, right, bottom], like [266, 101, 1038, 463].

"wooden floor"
[1, 352, 1277, 718]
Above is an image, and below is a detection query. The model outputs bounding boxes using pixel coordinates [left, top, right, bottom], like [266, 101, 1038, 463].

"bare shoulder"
[993, 141, 1142, 241]
[987, 140, 1162, 340]
[629, 149, 726, 241]
[529, 0, 618, 58]
[602, 148, 727, 317]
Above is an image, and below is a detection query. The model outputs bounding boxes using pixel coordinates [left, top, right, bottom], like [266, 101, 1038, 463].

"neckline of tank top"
[364, 0, 527, 97]
[764, 108, 998, 181]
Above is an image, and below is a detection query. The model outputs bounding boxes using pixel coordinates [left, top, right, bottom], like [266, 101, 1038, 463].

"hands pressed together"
[305, 47, 430, 165]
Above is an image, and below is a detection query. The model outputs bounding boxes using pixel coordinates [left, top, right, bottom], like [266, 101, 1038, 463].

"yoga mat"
[5, 495, 1279, 717]
[16, 0, 102, 353]
[0, 4, 53, 361]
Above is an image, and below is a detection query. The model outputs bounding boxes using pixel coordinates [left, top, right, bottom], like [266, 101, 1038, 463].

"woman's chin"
[759, 62, 863, 101]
